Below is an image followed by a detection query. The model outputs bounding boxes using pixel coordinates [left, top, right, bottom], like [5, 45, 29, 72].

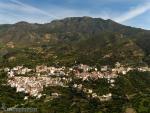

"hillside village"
[3, 62, 150, 101]
[0, 16, 150, 113]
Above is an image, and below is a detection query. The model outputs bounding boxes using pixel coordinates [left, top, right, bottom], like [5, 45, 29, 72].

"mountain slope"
[0, 17, 150, 66]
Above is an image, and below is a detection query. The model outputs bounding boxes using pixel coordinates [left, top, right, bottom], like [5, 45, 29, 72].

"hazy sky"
[0, 0, 150, 29]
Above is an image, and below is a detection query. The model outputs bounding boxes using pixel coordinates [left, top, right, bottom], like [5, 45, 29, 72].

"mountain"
[0, 17, 148, 43]
[0, 17, 150, 66]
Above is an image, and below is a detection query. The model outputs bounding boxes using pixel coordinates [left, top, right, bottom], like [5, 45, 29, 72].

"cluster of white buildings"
[137, 66, 150, 72]
[73, 63, 150, 81]
[4, 66, 32, 77]
[4, 65, 67, 77]
[7, 76, 69, 98]
[73, 84, 112, 101]
[4, 66, 71, 99]
[3, 62, 150, 100]
[36, 65, 66, 76]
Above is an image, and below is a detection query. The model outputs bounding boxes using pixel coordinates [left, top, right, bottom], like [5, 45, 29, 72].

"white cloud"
[114, 2, 150, 23]
[0, 0, 58, 19]
[0, 0, 113, 24]
[4, 0, 150, 25]
[0, 0, 59, 24]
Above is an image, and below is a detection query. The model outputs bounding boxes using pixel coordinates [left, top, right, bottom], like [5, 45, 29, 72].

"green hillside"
[0, 17, 150, 66]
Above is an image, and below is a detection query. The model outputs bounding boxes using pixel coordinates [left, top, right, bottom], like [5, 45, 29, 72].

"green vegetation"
[0, 70, 149, 113]
[0, 17, 150, 113]
[0, 71, 26, 108]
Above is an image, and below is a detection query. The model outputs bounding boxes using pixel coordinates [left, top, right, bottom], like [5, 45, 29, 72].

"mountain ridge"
[0, 17, 147, 44]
